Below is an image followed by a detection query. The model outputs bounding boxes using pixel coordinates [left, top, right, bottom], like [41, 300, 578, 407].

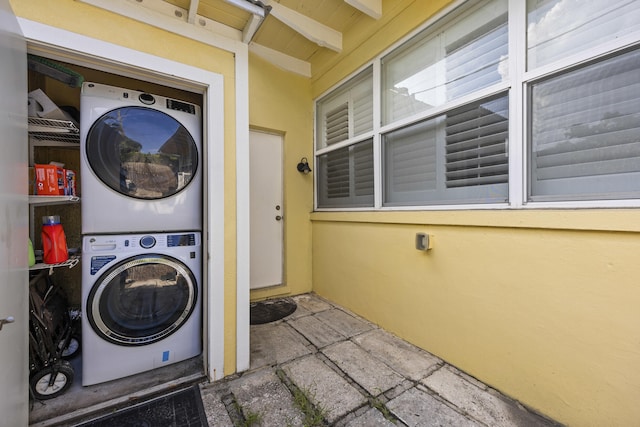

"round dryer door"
[87, 254, 198, 346]
[86, 106, 198, 200]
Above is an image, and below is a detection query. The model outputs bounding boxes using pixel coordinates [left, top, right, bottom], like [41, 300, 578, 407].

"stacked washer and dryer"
[79, 82, 203, 386]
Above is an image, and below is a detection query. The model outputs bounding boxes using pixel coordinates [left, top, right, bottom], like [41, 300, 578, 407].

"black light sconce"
[297, 157, 312, 174]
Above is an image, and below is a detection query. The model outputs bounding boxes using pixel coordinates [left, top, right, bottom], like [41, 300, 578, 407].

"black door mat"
[250, 298, 297, 325]
[76, 385, 206, 426]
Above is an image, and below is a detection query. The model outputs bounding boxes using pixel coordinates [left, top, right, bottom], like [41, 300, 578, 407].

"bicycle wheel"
[30, 360, 74, 400]
[60, 333, 81, 359]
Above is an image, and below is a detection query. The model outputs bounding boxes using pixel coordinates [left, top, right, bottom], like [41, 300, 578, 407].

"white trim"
[372, 59, 382, 209]
[314, 202, 511, 212]
[224, 0, 267, 17]
[524, 199, 640, 209]
[345, 0, 382, 19]
[18, 19, 227, 89]
[16, 17, 251, 381]
[266, 1, 342, 52]
[508, 0, 526, 208]
[249, 42, 311, 77]
[187, 0, 200, 24]
[205, 74, 227, 381]
[243, 14, 264, 43]
[235, 45, 251, 373]
[77, 0, 243, 49]
[79, 0, 307, 76]
[377, 83, 510, 135]
[522, 30, 640, 84]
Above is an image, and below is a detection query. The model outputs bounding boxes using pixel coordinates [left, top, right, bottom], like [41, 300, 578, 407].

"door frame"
[17, 17, 250, 378]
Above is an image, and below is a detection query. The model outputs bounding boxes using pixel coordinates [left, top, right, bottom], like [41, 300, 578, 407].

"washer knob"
[140, 235, 156, 249]
[139, 93, 155, 105]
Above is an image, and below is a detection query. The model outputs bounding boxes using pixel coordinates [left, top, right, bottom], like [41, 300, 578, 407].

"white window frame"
[315, 67, 375, 209]
[314, 0, 640, 211]
[521, 29, 640, 209]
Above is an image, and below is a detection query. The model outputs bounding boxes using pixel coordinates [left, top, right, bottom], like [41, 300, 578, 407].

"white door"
[249, 131, 283, 289]
[0, 1, 29, 425]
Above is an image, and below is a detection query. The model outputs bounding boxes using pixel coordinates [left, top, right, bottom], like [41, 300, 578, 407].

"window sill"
[309, 209, 640, 233]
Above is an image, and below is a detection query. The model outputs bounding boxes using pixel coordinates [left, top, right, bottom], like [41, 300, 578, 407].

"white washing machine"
[80, 82, 202, 234]
[81, 232, 202, 386]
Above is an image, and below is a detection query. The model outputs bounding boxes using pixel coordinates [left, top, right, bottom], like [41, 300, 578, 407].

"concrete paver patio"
[200, 293, 561, 426]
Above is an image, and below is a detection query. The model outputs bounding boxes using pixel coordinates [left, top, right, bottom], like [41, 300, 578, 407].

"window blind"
[382, 0, 508, 126]
[353, 142, 374, 196]
[384, 120, 438, 197]
[325, 103, 349, 146]
[324, 148, 350, 199]
[445, 95, 509, 188]
[384, 95, 509, 205]
[352, 81, 374, 137]
[318, 140, 374, 207]
[445, 15, 508, 100]
[530, 47, 640, 200]
[317, 68, 373, 149]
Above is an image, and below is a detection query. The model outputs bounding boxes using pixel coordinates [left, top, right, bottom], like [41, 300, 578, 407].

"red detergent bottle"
[41, 215, 69, 264]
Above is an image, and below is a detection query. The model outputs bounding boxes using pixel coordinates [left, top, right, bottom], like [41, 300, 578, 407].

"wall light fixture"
[296, 157, 312, 174]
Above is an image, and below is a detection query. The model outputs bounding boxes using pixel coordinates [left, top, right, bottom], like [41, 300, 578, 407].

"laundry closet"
[28, 57, 206, 423]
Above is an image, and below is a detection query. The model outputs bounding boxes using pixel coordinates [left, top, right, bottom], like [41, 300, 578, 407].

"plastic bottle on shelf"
[41, 215, 68, 264]
[28, 238, 36, 267]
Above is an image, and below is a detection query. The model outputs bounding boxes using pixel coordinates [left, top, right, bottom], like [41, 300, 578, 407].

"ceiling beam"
[77, 0, 308, 77]
[242, 13, 264, 43]
[187, 0, 200, 24]
[265, 1, 342, 52]
[345, 0, 381, 19]
[223, 0, 267, 17]
[249, 42, 311, 77]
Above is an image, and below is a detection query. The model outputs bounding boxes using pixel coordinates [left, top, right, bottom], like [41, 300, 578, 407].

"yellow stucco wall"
[312, 212, 640, 426]
[307, 1, 640, 426]
[12, 0, 640, 424]
[248, 53, 313, 301]
[10, 0, 240, 375]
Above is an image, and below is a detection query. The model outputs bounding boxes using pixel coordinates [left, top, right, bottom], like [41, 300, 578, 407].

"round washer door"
[86, 106, 198, 200]
[87, 254, 198, 346]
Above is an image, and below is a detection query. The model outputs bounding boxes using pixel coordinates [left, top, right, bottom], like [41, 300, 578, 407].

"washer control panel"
[167, 233, 197, 247]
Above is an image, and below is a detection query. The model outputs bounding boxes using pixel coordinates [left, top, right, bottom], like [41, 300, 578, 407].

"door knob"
[275, 215, 282, 221]
[0, 316, 15, 331]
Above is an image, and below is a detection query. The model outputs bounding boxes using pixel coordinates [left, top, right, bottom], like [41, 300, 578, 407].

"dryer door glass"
[86, 106, 198, 200]
[87, 255, 198, 346]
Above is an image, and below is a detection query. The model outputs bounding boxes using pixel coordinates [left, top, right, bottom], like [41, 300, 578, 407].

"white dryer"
[80, 82, 202, 234]
[81, 232, 201, 386]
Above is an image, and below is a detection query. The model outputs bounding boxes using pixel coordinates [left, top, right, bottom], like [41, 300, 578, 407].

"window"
[381, 0, 507, 125]
[317, 140, 374, 208]
[381, 0, 509, 207]
[527, 0, 640, 70]
[316, 68, 374, 208]
[529, 47, 640, 201]
[316, 69, 373, 149]
[314, 0, 640, 210]
[384, 95, 509, 206]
